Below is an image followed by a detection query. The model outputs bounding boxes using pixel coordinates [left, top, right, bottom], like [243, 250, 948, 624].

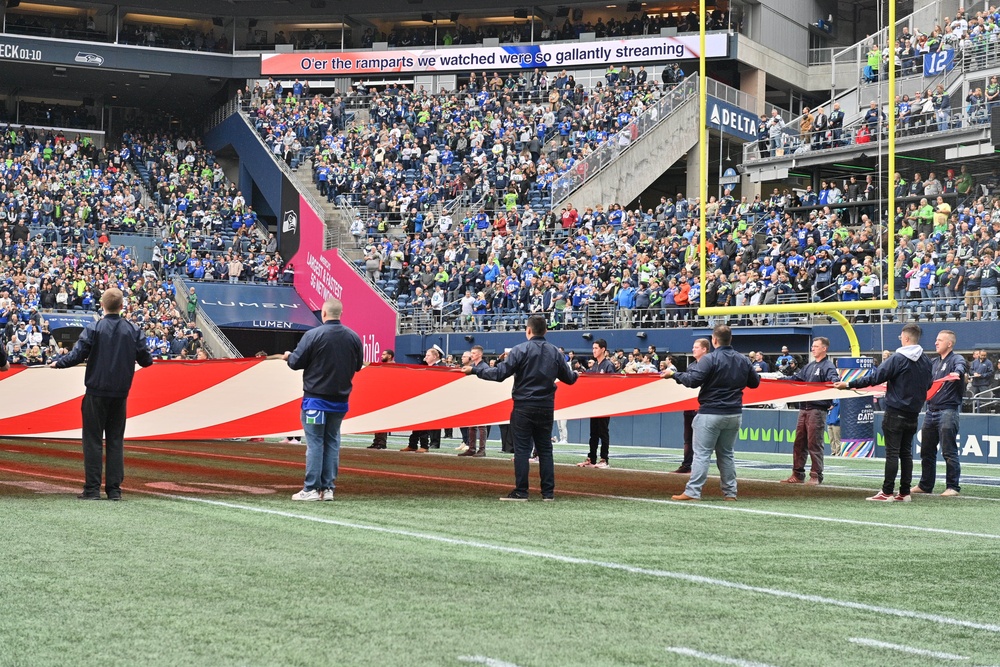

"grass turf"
[1, 436, 999, 666]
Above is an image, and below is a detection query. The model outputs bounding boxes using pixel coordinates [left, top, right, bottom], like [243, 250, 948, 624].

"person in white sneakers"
[835, 323, 933, 502]
[284, 298, 363, 501]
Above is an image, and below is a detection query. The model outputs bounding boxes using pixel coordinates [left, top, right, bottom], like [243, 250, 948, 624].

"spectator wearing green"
[915, 197, 935, 237]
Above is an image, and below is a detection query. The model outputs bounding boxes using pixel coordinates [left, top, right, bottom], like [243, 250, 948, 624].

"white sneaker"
[455, 444, 469, 452]
[292, 489, 321, 501]
[321, 489, 335, 501]
[281, 437, 302, 444]
[556, 439, 568, 445]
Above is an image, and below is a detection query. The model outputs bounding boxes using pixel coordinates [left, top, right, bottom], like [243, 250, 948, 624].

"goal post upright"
[694, 2, 898, 357]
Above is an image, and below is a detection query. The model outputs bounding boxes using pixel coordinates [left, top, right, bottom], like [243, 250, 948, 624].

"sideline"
[7, 446, 1000, 542]
[120, 446, 1000, 541]
[457, 656, 522, 667]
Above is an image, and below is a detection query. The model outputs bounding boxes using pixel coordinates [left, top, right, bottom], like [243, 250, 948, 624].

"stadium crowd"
[247, 65, 689, 233]
[352, 167, 1000, 332]
[237, 71, 1000, 331]
[0, 124, 292, 361]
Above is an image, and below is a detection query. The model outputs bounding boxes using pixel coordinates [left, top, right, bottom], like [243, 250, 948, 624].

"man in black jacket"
[577, 338, 617, 469]
[284, 298, 363, 501]
[835, 323, 933, 502]
[466, 314, 578, 501]
[52, 288, 153, 500]
[662, 325, 760, 501]
[780, 337, 840, 485]
[912, 330, 966, 497]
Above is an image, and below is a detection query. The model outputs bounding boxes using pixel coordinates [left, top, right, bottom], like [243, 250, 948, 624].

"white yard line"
[457, 656, 523, 667]
[664, 647, 778, 667]
[167, 495, 1000, 635]
[848, 637, 969, 660]
[601, 494, 1000, 541]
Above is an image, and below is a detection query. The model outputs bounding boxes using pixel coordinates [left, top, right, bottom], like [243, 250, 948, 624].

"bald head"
[321, 298, 344, 321]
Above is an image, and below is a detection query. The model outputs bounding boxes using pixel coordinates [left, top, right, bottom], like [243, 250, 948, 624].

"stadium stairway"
[281, 153, 364, 262]
[551, 78, 699, 210]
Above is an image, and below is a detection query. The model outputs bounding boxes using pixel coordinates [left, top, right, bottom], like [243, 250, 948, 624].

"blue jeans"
[302, 410, 345, 493]
[510, 405, 555, 498]
[980, 285, 998, 320]
[684, 413, 741, 499]
[917, 409, 961, 492]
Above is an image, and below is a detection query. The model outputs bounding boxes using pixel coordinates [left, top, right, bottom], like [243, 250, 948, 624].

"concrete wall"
[567, 97, 698, 210]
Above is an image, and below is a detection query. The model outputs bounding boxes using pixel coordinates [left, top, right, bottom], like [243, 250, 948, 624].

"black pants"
[881, 408, 919, 495]
[81, 394, 128, 496]
[588, 417, 610, 463]
[510, 405, 555, 498]
[371, 432, 387, 447]
[499, 424, 514, 453]
[681, 410, 696, 469]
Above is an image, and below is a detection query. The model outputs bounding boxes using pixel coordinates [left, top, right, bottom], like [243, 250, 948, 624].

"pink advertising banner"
[291, 196, 397, 364]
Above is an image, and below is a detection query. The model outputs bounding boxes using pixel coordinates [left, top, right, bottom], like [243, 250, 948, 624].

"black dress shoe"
[107, 495, 123, 501]
[77, 493, 102, 500]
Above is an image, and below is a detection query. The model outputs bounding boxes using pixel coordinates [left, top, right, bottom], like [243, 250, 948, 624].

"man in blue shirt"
[912, 330, 967, 496]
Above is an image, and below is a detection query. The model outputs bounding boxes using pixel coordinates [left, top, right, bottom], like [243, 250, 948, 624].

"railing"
[389, 290, 999, 335]
[234, 110, 330, 243]
[705, 76, 755, 112]
[345, 249, 398, 316]
[550, 74, 699, 206]
[171, 276, 241, 359]
[744, 40, 1000, 165]
[809, 48, 835, 66]
[205, 94, 242, 132]
[829, 3, 940, 86]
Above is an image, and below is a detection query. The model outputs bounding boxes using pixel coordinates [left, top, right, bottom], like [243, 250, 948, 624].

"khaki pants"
[828, 424, 841, 456]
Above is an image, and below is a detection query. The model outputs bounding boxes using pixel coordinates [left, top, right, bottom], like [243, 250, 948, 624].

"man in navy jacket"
[52, 288, 153, 500]
[662, 324, 760, 501]
[912, 330, 966, 496]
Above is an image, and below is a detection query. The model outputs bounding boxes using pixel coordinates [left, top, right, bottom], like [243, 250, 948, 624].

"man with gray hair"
[284, 298, 363, 501]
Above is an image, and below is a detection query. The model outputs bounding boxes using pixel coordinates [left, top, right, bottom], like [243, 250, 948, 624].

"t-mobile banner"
[837, 357, 875, 458]
[291, 196, 396, 364]
[261, 35, 729, 76]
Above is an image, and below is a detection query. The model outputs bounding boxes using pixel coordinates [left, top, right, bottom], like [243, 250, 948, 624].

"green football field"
[1, 435, 999, 667]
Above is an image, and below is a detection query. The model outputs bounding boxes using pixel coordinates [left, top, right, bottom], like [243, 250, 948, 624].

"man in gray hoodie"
[835, 323, 933, 502]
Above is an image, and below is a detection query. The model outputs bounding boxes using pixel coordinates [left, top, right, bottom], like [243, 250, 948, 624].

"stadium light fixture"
[464, 335, 474, 343]
[636, 332, 647, 339]
[581, 333, 594, 341]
